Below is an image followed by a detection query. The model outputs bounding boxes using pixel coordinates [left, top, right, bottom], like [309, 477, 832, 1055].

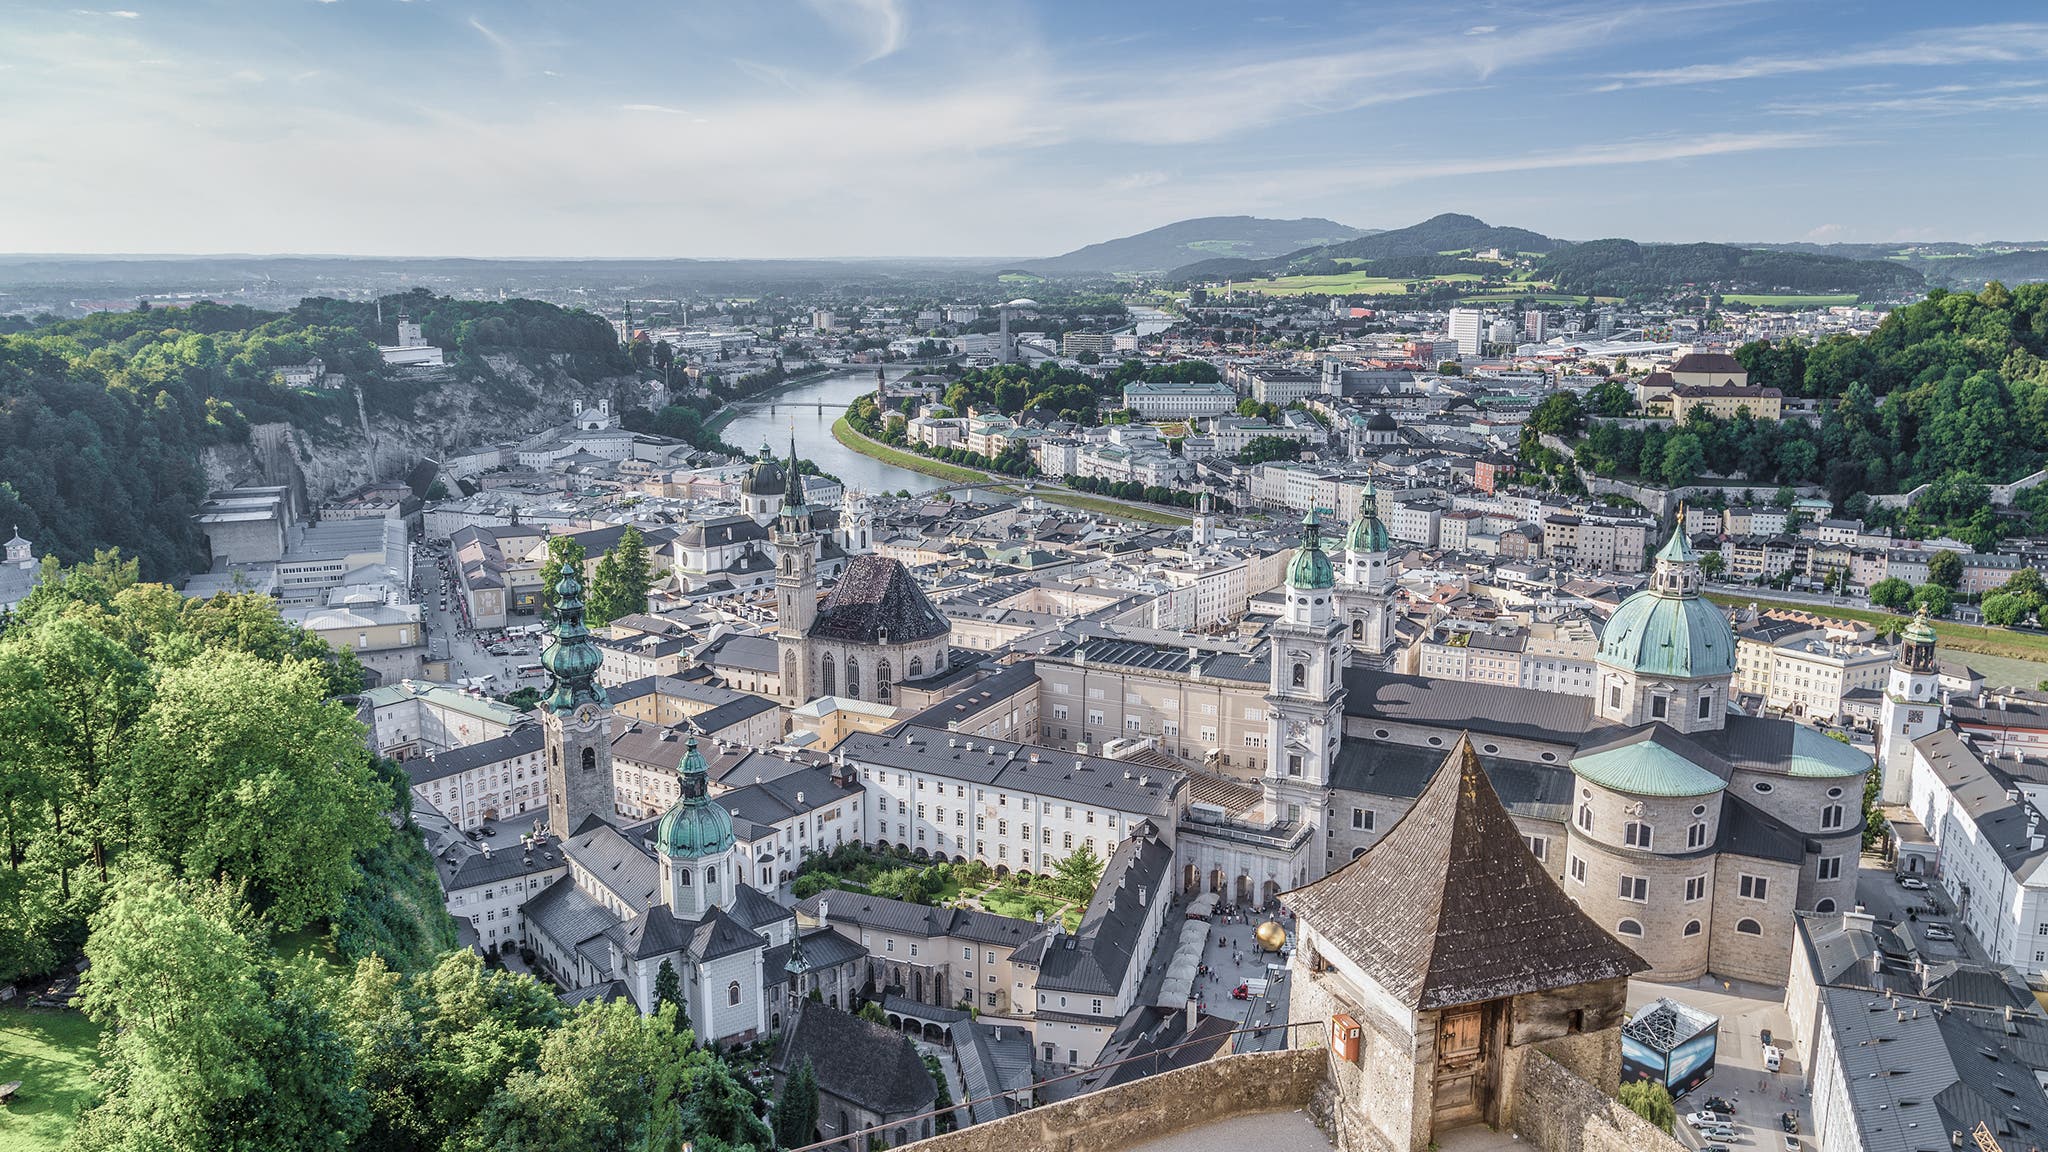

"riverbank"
[831, 417, 1192, 527]
[1704, 592, 2048, 670]
[701, 363, 848, 439]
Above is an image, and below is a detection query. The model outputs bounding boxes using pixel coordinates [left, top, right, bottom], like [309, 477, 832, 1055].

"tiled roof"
[1286, 736, 1647, 1011]
[811, 555, 950, 644]
[772, 1002, 936, 1117]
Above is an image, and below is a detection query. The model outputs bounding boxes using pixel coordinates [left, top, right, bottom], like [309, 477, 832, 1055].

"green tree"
[772, 1058, 820, 1149]
[1527, 392, 1584, 437]
[1052, 842, 1105, 903]
[126, 648, 386, 929]
[654, 957, 691, 1038]
[1912, 582, 1954, 618]
[1660, 433, 1707, 486]
[1868, 576, 1914, 610]
[1983, 591, 2029, 627]
[1617, 1080, 1676, 1133]
[537, 536, 588, 622]
[858, 1001, 888, 1026]
[72, 869, 365, 1152]
[586, 526, 652, 627]
[1927, 549, 1963, 590]
[474, 999, 703, 1152]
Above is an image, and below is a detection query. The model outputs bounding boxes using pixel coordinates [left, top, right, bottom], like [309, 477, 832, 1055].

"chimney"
[1186, 997, 1200, 1033]
[817, 897, 829, 927]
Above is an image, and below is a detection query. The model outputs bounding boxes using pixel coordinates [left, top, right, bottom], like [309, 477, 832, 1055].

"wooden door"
[1433, 1006, 1488, 1130]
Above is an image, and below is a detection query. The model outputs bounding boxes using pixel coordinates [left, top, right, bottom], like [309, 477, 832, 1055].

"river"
[718, 369, 948, 496]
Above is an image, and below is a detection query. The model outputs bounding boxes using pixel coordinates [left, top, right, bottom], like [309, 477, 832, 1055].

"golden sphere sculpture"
[1255, 920, 1287, 951]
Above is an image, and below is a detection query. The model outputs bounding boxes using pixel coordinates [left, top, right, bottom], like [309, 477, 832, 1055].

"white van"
[1763, 1045, 1783, 1072]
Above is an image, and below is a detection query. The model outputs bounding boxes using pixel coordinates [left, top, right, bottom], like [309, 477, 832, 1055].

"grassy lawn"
[1721, 293, 1858, 307]
[972, 884, 1080, 932]
[0, 1007, 102, 1152]
[1705, 593, 2048, 668]
[830, 418, 989, 484]
[1212, 271, 1455, 297]
[1457, 292, 1587, 305]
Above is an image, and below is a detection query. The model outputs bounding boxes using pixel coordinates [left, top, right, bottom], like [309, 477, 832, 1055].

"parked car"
[1925, 923, 1956, 941]
[1899, 876, 1930, 890]
[1702, 1145, 1729, 1152]
[1704, 1097, 1736, 1114]
[1764, 1045, 1783, 1072]
[1784, 1137, 1801, 1152]
[1704, 1126, 1738, 1141]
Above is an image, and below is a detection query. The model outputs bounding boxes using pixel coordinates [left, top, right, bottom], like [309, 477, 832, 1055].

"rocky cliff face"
[202, 354, 635, 502]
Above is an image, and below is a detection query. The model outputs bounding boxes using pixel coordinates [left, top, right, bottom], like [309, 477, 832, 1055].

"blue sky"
[3, 0, 2045, 257]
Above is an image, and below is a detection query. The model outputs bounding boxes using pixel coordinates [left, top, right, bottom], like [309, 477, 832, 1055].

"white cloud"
[1599, 22, 2048, 89]
[805, 0, 907, 64]
[70, 8, 140, 17]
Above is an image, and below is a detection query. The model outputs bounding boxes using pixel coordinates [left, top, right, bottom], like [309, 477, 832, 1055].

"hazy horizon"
[6, 0, 2047, 258]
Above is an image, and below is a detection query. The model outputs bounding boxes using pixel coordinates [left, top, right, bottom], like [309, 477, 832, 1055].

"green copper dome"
[1345, 485, 1390, 555]
[1902, 605, 1937, 648]
[540, 568, 607, 713]
[1596, 520, 1736, 680]
[1286, 509, 1336, 590]
[655, 737, 734, 859]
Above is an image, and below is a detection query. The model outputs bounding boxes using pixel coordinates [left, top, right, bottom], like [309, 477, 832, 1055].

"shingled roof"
[1286, 735, 1647, 1011]
[811, 555, 950, 644]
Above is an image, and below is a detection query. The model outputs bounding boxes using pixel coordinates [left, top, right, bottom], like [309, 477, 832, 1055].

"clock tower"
[540, 567, 615, 837]
[1265, 510, 1348, 830]
[773, 434, 819, 705]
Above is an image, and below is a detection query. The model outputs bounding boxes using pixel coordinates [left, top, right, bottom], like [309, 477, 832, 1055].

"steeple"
[656, 734, 737, 916]
[540, 569, 607, 714]
[1285, 509, 1336, 592]
[1649, 507, 1703, 598]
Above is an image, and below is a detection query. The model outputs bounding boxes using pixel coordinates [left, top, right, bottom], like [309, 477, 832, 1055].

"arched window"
[821, 653, 836, 696]
[1815, 898, 1837, 914]
[1682, 920, 1702, 937]
[1616, 919, 1643, 937]
[728, 981, 742, 1006]
[845, 658, 861, 700]
[909, 656, 924, 679]
[784, 650, 798, 689]
[1736, 918, 1762, 935]
[581, 746, 596, 773]
[676, 867, 692, 886]
[704, 864, 716, 884]
[1291, 662, 1306, 688]
[1820, 804, 1845, 830]
[1624, 822, 1652, 849]
[1351, 619, 1363, 640]
[1352, 846, 1367, 859]
[877, 660, 892, 704]
[1577, 804, 1593, 832]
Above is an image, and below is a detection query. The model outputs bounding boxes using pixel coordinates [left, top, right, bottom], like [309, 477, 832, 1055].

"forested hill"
[1541, 239, 1923, 297]
[0, 290, 628, 581]
[1022, 216, 1368, 273]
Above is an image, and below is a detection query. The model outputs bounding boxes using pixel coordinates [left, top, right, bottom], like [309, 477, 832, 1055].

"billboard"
[1667, 1025, 1719, 1097]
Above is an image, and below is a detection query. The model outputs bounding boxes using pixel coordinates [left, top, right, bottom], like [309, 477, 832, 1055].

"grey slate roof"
[763, 928, 867, 983]
[691, 693, 779, 735]
[1342, 668, 1600, 747]
[563, 822, 660, 910]
[1718, 794, 1807, 864]
[811, 555, 950, 644]
[408, 726, 544, 785]
[795, 891, 1042, 950]
[1820, 984, 2048, 1151]
[524, 878, 619, 956]
[1330, 741, 1571, 824]
[772, 1002, 937, 1117]
[835, 726, 1183, 817]
[905, 660, 1040, 730]
[1287, 737, 1647, 1011]
[1032, 830, 1174, 999]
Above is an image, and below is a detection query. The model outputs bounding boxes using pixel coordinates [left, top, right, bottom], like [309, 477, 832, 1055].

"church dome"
[1286, 510, 1336, 590]
[540, 569, 606, 711]
[1365, 410, 1398, 432]
[1345, 486, 1390, 555]
[1596, 526, 1736, 680]
[740, 443, 787, 498]
[656, 738, 734, 859]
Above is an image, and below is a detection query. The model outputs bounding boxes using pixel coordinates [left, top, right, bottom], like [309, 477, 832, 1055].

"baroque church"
[1136, 509, 1872, 987]
[520, 566, 863, 1041]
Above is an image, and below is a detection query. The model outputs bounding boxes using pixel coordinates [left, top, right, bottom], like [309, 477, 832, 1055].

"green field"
[0, 1007, 102, 1152]
[1457, 292, 1591, 305]
[1721, 294, 1858, 308]
[1213, 271, 1477, 297]
[829, 418, 989, 484]
[832, 419, 1193, 526]
[971, 884, 1081, 932]
[1704, 594, 2048, 669]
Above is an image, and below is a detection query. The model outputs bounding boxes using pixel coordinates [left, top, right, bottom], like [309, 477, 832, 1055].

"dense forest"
[1537, 239, 1924, 299]
[1526, 282, 2048, 548]
[0, 291, 629, 581]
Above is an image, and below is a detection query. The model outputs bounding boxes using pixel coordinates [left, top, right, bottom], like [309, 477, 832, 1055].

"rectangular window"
[1687, 822, 1707, 849]
[1063, 832, 1073, 849]
[1618, 875, 1647, 902]
[1624, 822, 1652, 849]
[1650, 695, 1669, 719]
[1698, 694, 1713, 720]
[1685, 876, 1706, 902]
[1818, 857, 1841, 881]
[1609, 685, 1622, 709]
[1569, 855, 1586, 884]
[1525, 836, 1547, 861]
[1352, 808, 1372, 830]
[1740, 874, 1769, 901]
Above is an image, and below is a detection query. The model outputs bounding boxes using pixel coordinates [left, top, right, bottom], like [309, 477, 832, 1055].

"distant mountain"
[1022, 216, 1371, 274]
[1318, 213, 1564, 260]
[1542, 239, 1923, 297]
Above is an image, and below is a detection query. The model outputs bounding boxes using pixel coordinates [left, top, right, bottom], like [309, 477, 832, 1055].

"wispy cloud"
[1599, 22, 2048, 89]
[805, 0, 906, 65]
[1766, 78, 2048, 117]
[71, 8, 140, 17]
[620, 102, 690, 115]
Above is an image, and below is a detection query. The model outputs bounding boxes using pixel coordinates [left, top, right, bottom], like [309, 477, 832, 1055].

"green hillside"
[1024, 216, 1368, 274]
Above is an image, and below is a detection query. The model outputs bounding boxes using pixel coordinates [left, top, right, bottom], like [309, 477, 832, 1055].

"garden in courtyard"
[788, 843, 1103, 933]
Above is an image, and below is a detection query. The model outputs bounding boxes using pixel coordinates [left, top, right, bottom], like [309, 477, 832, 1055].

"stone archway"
[1183, 863, 1201, 893]
[1236, 874, 1254, 904]
[1262, 879, 1281, 907]
[1209, 868, 1226, 894]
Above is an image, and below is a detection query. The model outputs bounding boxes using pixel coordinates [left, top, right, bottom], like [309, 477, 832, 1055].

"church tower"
[1337, 481, 1398, 668]
[1191, 493, 1216, 552]
[1265, 511, 1348, 828]
[1878, 606, 1941, 804]
[540, 568, 615, 837]
[656, 735, 738, 919]
[774, 435, 820, 705]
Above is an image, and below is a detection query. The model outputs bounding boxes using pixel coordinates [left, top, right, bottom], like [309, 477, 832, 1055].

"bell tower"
[774, 434, 819, 705]
[1878, 606, 1941, 804]
[1265, 511, 1347, 828]
[1338, 481, 1398, 668]
[540, 569, 615, 836]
